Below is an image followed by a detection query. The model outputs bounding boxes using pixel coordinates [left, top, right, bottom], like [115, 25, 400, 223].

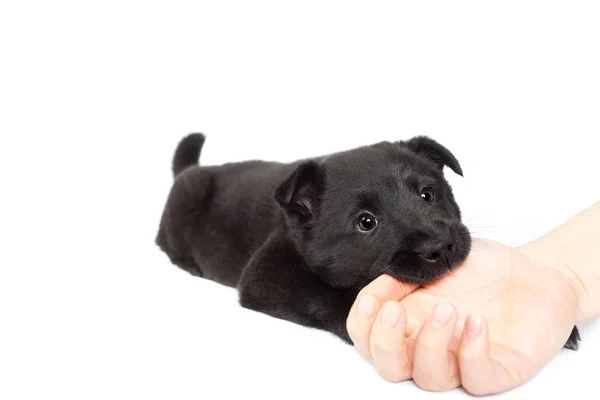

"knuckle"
[413, 364, 441, 390]
[346, 317, 368, 343]
[415, 330, 448, 359]
[458, 350, 480, 364]
[463, 382, 489, 396]
[370, 338, 389, 355]
[413, 369, 455, 392]
[412, 349, 458, 391]
[417, 328, 441, 349]
[346, 318, 373, 359]
[376, 364, 411, 383]
[358, 347, 373, 360]
[370, 329, 393, 354]
[412, 362, 435, 383]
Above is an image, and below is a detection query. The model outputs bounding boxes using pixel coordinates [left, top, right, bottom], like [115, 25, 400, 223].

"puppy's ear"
[275, 161, 324, 221]
[404, 136, 464, 176]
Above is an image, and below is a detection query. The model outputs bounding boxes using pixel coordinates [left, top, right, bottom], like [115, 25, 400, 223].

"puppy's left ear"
[275, 161, 325, 222]
[404, 136, 464, 176]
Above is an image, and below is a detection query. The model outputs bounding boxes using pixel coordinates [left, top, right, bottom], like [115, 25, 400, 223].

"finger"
[459, 315, 517, 396]
[347, 274, 418, 359]
[412, 302, 460, 392]
[369, 301, 413, 382]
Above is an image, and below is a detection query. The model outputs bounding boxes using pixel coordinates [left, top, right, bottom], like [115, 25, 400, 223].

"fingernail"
[431, 302, 453, 327]
[357, 295, 376, 319]
[380, 302, 401, 329]
[466, 315, 483, 338]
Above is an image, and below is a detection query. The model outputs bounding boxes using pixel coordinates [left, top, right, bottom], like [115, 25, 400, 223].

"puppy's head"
[275, 136, 471, 288]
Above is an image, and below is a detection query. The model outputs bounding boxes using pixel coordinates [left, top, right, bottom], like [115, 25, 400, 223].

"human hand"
[346, 238, 584, 395]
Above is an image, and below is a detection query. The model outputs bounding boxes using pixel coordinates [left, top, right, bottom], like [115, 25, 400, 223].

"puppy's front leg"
[237, 233, 358, 344]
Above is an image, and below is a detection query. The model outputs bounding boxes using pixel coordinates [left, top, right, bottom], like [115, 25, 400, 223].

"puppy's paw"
[563, 325, 581, 351]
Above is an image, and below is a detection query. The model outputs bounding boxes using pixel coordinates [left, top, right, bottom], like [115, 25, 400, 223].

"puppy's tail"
[172, 133, 206, 177]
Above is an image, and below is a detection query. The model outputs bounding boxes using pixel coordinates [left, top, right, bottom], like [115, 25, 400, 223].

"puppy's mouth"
[384, 257, 461, 285]
[443, 253, 452, 270]
[385, 239, 471, 285]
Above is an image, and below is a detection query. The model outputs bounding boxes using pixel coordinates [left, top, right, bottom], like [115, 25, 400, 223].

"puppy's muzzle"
[415, 237, 455, 263]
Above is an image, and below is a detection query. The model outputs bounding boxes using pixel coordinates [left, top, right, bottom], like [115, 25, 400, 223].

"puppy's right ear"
[275, 161, 324, 222]
[404, 135, 464, 176]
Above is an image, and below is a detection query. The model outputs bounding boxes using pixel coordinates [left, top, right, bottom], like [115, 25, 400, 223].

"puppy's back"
[157, 143, 300, 286]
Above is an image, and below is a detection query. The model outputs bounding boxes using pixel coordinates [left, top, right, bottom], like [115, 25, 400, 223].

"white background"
[1, 1, 599, 399]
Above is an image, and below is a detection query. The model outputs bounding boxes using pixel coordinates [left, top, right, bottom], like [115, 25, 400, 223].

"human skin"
[346, 200, 600, 395]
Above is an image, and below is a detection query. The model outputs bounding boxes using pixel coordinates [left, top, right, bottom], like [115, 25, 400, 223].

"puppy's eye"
[356, 213, 378, 232]
[420, 187, 435, 202]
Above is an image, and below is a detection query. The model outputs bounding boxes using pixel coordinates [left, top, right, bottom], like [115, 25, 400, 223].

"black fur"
[156, 133, 580, 349]
[171, 133, 206, 177]
[564, 325, 581, 351]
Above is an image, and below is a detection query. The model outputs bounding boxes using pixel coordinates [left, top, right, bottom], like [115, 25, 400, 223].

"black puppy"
[155, 133, 580, 349]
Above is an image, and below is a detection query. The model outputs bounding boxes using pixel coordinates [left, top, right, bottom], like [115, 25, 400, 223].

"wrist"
[519, 240, 597, 324]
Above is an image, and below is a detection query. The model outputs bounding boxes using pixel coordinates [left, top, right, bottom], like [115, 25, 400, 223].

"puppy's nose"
[418, 240, 454, 262]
